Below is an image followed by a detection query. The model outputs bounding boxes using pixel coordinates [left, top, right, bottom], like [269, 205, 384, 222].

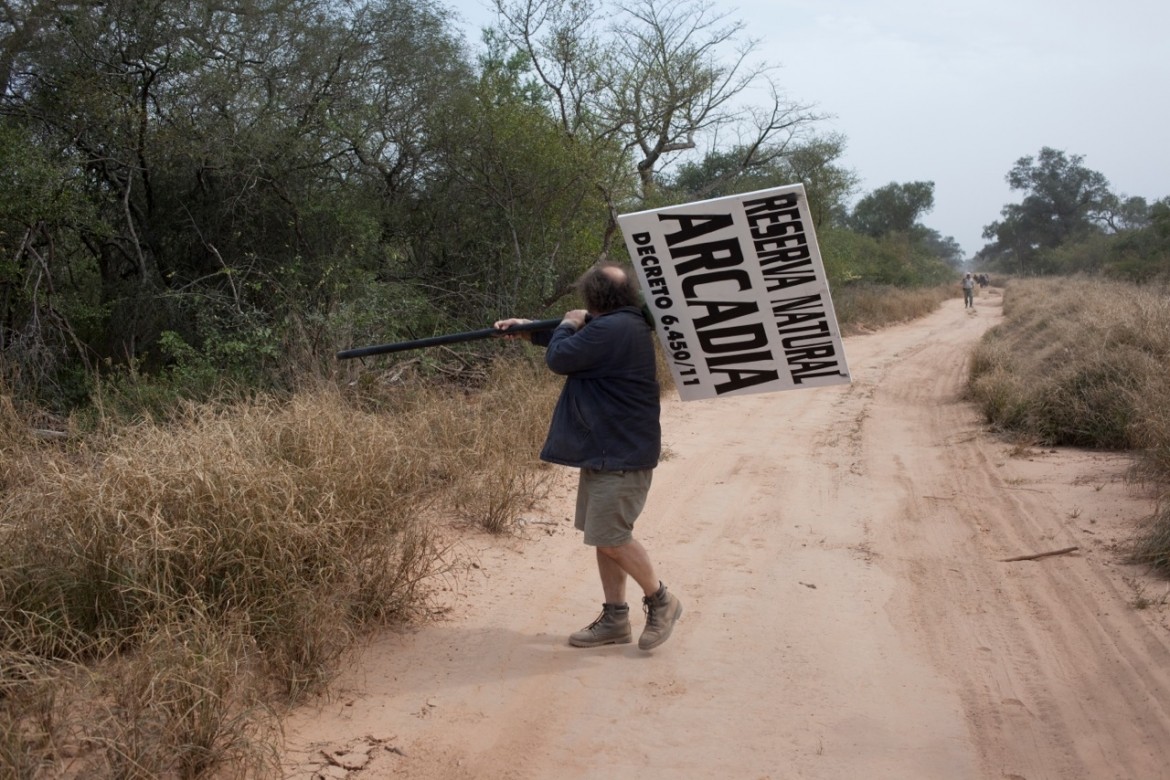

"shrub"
[966, 277, 1170, 575]
[968, 277, 1170, 450]
[0, 386, 446, 775]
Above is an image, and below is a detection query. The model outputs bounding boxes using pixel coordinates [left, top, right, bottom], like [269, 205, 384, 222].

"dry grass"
[833, 283, 955, 335]
[441, 356, 562, 532]
[968, 277, 1170, 449]
[0, 354, 562, 778]
[967, 277, 1170, 574]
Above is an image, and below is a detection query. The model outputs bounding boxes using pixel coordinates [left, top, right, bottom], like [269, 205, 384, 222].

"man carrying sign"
[495, 263, 683, 651]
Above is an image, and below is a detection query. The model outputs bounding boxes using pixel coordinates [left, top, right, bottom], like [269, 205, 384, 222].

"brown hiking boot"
[639, 584, 682, 651]
[569, 603, 632, 647]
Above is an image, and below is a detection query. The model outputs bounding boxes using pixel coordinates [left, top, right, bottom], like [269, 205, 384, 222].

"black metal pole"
[335, 318, 564, 360]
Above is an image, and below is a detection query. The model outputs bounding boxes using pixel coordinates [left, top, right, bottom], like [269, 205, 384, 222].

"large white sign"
[618, 184, 851, 401]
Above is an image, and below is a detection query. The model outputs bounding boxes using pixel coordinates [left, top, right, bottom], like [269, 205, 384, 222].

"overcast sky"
[444, 0, 1170, 258]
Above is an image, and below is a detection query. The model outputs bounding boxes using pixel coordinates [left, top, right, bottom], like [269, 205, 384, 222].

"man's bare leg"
[597, 538, 659, 600]
[596, 548, 628, 604]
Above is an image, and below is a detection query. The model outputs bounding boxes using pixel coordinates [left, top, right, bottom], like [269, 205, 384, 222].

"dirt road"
[283, 290, 1170, 780]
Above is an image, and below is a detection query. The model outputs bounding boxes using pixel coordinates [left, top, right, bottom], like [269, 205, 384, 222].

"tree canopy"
[0, 0, 984, 412]
[980, 147, 1112, 271]
[978, 147, 1168, 279]
[849, 181, 935, 238]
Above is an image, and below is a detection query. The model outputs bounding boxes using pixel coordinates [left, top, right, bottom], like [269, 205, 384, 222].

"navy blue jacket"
[533, 307, 661, 471]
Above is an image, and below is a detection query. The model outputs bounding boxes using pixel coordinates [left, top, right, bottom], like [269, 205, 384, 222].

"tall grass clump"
[1125, 291, 1170, 574]
[967, 277, 1170, 573]
[417, 353, 562, 533]
[2, 349, 570, 777]
[968, 278, 1170, 448]
[3, 389, 439, 673]
[0, 383, 459, 776]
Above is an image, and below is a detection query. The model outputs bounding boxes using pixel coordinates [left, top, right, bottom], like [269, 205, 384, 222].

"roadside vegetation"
[977, 147, 1169, 283]
[0, 357, 559, 777]
[967, 277, 1170, 574]
[834, 284, 955, 335]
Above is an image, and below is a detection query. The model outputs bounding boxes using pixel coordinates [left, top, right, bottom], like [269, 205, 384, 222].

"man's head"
[577, 263, 641, 314]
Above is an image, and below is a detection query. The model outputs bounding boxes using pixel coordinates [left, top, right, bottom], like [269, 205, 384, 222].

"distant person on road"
[494, 263, 683, 652]
[961, 272, 976, 309]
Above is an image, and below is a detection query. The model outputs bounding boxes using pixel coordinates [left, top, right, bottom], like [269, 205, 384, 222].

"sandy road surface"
[283, 290, 1170, 780]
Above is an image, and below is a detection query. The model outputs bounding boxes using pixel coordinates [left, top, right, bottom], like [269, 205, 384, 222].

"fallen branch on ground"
[999, 546, 1079, 563]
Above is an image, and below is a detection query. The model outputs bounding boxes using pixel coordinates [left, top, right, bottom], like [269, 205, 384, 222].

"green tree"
[816, 227, 953, 288]
[1, 0, 477, 405]
[415, 38, 623, 322]
[785, 135, 860, 229]
[843, 180, 961, 273]
[979, 147, 1113, 273]
[1105, 197, 1170, 281]
[666, 132, 858, 229]
[849, 181, 936, 238]
[916, 229, 964, 268]
[0, 123, 103, 399]
[1099, 194, 1153, 233]
[1023, 197, 1170, 281]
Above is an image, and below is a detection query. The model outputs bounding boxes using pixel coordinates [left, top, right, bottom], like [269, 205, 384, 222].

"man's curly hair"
[577, 263, 642, 313]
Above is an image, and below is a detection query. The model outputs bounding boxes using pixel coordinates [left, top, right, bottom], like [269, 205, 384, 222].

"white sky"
[444, 0, 1170, 257]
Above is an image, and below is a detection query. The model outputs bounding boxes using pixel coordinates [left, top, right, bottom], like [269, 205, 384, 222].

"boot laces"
[587, 606, 625, 631]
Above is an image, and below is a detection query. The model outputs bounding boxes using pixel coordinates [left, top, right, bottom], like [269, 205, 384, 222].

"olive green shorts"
[574, 468, 653, 547]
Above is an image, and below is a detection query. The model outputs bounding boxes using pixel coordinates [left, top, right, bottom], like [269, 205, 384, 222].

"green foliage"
[817, 226, 868, 286]
[415, 44, 622, 321]
[1, 0, 477, 407]
[665, 148, 955, 291]
[979, 147, 1115, 272]
[841, 180, 963, 270]
[1107, 198, 1170, 282]
[998, 197, 1170, 281]
[665, 133, 859, 229]
[786, 135, 860, 228]
[0, 123, 106, 405]
[1034, 233, 1116, 276]
[849, 181, 935, 237]
[818, 226, 955, 288]
[916, 228, 964, 267]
